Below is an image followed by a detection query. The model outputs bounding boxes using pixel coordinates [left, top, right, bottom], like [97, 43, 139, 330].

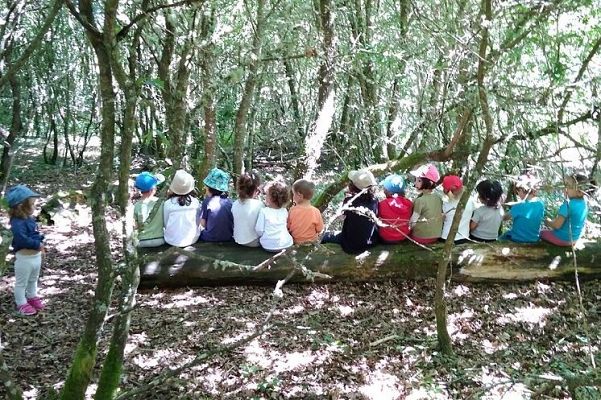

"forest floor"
[1, 149, 601, 399]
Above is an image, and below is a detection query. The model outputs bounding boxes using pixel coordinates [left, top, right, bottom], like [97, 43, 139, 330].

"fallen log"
[138, 239, 601, 288]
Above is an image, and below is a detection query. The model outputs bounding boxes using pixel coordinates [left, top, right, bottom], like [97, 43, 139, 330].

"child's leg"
[25, 253, 42, 299]
[13, 253, 37, 306]
[540, 230, 572, 247]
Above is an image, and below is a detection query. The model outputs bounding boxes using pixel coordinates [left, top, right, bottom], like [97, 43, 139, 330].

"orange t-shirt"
[287, 205, 324, 244]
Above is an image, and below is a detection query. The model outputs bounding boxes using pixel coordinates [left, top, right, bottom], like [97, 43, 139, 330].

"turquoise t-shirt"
[554, 198, 588, 242]
[502, 199, 544, 243]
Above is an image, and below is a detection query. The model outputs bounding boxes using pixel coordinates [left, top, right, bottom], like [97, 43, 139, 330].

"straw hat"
[169, 170, 195, 195]
[348, 169, 377, 190]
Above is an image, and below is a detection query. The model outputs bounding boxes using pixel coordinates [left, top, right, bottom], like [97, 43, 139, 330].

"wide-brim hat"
[203, 167, 230, 192]
[135, 171, 165, 192]
[410, 164, 440, 183]
[442, 175, 463, 192]
[6, 184, 41, 208]
[514, 173, 541, 191]
[169, 170, 195, 195]
[381, 174, 405, 194]
[349, 169, 377, 190]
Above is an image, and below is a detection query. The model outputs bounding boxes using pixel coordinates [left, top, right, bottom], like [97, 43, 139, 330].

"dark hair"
[237, 172, 261, 200]
[292, 179, 315, 200]
[417, 177, 437, 190]
[206, 186, 227, 198]
[265, 181, 289, 208]
[167, 191, 197, 207]
[476, 179, 503, 207]
[565, 174, 597, 196]
[9, 197, 35, 219]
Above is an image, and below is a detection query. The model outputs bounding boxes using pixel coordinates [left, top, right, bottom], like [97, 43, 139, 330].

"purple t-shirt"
[199, 195, 234, 242]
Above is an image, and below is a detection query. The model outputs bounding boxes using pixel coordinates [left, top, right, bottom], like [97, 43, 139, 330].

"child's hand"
[39, 244, 45, 252]
[441, 212, 446, 221]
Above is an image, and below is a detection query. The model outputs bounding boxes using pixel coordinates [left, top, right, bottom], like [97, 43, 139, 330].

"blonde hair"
[9, 197, 35, 219]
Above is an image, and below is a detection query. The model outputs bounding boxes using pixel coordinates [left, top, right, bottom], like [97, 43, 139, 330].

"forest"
[0, 0, 600, 398]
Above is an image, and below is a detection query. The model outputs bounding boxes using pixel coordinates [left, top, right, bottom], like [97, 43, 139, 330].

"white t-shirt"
[441, 196, 475, 240]
[471, 205, 504, 240]
[163, 197, 201, 247]
[232, 198, 264, 245]
[255, 207, 293, 251]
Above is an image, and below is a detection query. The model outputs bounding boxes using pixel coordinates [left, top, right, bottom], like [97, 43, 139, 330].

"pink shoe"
[27, 297, 45, 311]
[17, 303, 37, 316]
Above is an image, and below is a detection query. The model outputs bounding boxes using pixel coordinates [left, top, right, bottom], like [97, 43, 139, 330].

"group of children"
[4, 163, 593, 316]
[135, 168, 324, 252]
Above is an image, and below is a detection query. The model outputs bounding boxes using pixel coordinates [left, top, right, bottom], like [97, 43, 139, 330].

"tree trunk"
[60, 1, 119, 398]
[232, 0, 265, 176]
[139, 240, 601, 288]
[0, 71, 22, 188]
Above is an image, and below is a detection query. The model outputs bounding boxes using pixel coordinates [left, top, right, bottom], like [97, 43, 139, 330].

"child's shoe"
[27, 297, 45, 311]
[17, 303, 37, 316]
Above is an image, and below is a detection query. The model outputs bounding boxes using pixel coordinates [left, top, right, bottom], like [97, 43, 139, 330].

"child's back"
[256, 181, 293, 251]
[409, 164, 443, 244]
[288, 179, 324, 244]
[440, 175, 474, 242]
[470, 179, 504, 242]
[199, 168, 234, 242]
[378, 174, 412, 243]
[163, 170, 201, 247]
[133, 172, 165, 247]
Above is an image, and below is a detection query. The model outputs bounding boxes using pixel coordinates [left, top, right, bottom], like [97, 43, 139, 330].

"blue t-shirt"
[10, 216, 44, 252]
[554, 198, 588, 242]
[199, 195, 234, 242]
[502, 199, 544, 243]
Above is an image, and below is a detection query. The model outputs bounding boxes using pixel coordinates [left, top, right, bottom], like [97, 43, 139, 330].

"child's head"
[442, 175, 463, 197]
[564, 173, 595, 198]
[410, 164, 440, 191]
[6, 185, 40, 219]
[135, 172, 164, 196]
[237, 171, 261, 200]
[265, 181, 290, 208]
[348, 169, 377, 191]
[514, 173, 540, 199]
[381, 174, 405, 197]
[203, 168, 230, 196]
[476, 179, 503, 207]
[169, 169, 196, 196]
[292, 179, 315, 203]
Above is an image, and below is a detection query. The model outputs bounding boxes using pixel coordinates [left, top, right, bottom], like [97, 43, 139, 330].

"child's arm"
[545, 215, 565, 230]
[199, 198, 209, 228]
[469, 220, 478, 231]
[255, 209, 265, 237]
[315, 208, 324, 234]
[12, 219, 44, 251]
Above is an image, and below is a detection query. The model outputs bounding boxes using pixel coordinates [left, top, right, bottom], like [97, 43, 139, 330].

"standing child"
[163, 169, 201, 247]
[470, 179, 504, 242]
[255, 180, 293, 251]
[6, 185, 45, 316]
[500, 173, 544, 243]
[440, 175, 474, 244]
[199, 168, 234, 242]
[288, 179, 324, 244]
[541, 173, 591, 246]
[322, 169, 379, 254]
[409, 164, 443, 245]
[133, 171, 166, 247]
[378, 174, 413, 243]
[232, 171, 264, 247]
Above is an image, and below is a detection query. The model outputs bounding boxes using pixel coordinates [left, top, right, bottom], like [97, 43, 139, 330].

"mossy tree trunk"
[60, 1, 119, 398]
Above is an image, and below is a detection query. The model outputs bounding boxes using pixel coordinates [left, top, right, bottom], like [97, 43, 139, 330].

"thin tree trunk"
[60, 1, 119, 398]
[233, 0, 265, 175]
[0, 71, 21, 188]
[283, 58, 304, 138]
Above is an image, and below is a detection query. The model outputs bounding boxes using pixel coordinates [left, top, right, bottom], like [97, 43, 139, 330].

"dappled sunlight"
[478, 368, 532, 399]
[141, 290, 223, 309]
[124, 332, 150, 355]
[132, 348, 192, 370]
[359, 369, 403, 400]
[243, 338, 327, 373]
[306, 287, 331, 308]
[497, 304, 553, 328]
[282, 304, 305, 314]
[221, 326, 256, 345]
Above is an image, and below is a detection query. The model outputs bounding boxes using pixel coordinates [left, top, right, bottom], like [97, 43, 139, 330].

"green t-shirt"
[133, 197, 164, 241]
[412, 192, 443, 238]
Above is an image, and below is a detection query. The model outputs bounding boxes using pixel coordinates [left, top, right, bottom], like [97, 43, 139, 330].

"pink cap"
[410, 164, 440, 183]
[442, 175, 463, 192]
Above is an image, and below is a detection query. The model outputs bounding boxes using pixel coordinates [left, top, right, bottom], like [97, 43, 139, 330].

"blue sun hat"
[6, 184, 41, 208]
[381, 174, 405, 194]
[135, 172, 165, 192]
[203, 168, 230, 192]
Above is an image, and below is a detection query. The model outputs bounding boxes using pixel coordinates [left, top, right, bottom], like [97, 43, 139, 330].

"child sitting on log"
[500, 173, 544, 243]
[322, 169, 379, 254]
[232, 171, 264, 247]
[378, 174, 412, 243]
[199, 168, 234, 242]
[163, 169, 201, 247]
[470, 179, 504, 242]
[409, 164, 443, 245]
[541, 173, 593, 246]
[440, 174, 474, 244]
[255, 180, 293, 252]
[133, 171, 166, 248]
[287, 179, 324, 244]
[6, 185, 45, 316]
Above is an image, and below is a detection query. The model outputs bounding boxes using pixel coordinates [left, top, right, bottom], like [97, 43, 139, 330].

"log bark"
[139, 240, 601, 288]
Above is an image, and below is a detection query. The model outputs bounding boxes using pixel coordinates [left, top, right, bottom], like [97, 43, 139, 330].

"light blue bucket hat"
[203, 168, 230, 192]
[6, 184, 41, 207]
[381, 174, 405, 194]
